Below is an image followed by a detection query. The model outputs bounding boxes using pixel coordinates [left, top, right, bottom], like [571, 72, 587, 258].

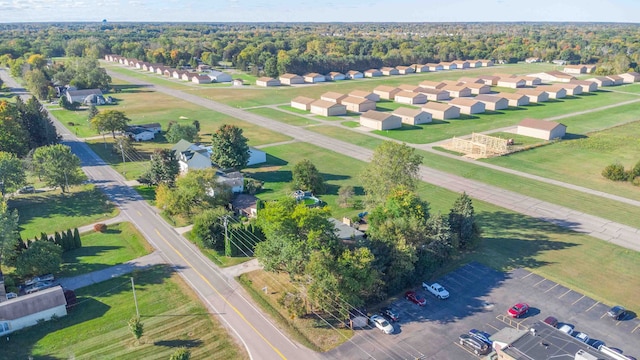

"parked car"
[586, 339, 605, 350]
[404, 291, 426, 306]
[25, 274, 54, 286]
[558, 324, 574, 336]
[370, 315, 394, 334]
[543, 316, 558, 328]
[459, 334, 490, 355]
[422, 282, 449, 299]
[380, 307, 399, 322]
[508, 303, 529, 318]
[18, 185, 35, 194]
[469, 329, 492, 346]
[607, 305, 628, 320]
[5, 292, 17, 300]
[575, 332, 589, 343]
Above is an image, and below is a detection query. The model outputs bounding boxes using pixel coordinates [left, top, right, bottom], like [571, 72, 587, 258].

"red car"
[405, 291, 426, 306]
[508, 303, 529, 318]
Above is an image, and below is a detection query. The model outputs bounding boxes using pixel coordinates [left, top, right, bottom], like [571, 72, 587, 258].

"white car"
[370, 315, 394, 334]
[575, 332, 589, 343]
[558, 324, 574, 336]
[422, 282, 450, 299]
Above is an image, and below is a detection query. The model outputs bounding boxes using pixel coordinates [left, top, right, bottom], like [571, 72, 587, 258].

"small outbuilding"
[208, 70, 232, 83]
[479, 59, 495, 67]
[517, 118, 567, 140]
[192, 74, 212, 84]
[419, 80, 446, 89]
[364, 69, 382, 77]
[349, 90, 380, 102]
[586, 76, 614, 87]
[359, 110, 402, 130]
[394, 91, 427, 105]
[439, 62, 457, 70]
[449, 98, 485, 115]
[395, 66, 415, 74]
[279, 73, 304, 85]
[397, 84, 423, 92]
[346, 70, 364, 79]
[515, 76, 542, 86]
[619, 72, 640, 83]
[464, 83, 492, 94]
[563, 65, 587, 74]
[452, 60, 470, 69]
[256, 77, 281, 87]
[498, 92, 530, 107]
[392, 107, 432, 125]
[426, 63, 444, 71]
[417, 88, 450, 101]
[477, 75, 500, 86]
[412, 64, 429, 73]
[380, 67, 400, 76]
[536, 85, 567, 99]
[569, 79, 598, 92]
[528, 71, 576, 83]
[606, 75, 624, 85]
[341, 96, 377, 113]
[516, 88, 549, 103]
[373, 85, 401, 100]
[0, 286, 68, 336]
[560, 83, 583, 95]
[326, 72, 346, 81]
[441, 85, 472, 98]
[304, 73, 326, 83]
[497, 77, 526, 88]
[422, 102, 460, 120]
[310, 100, 347, 116]
[291, 96, 316, 111]
[320, 92, 348, 103]
[474, 94, 509, 110]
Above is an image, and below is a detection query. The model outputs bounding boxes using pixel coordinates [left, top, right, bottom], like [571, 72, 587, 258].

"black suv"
[607, 305, 627, 320]
[459, 334, 490, 355]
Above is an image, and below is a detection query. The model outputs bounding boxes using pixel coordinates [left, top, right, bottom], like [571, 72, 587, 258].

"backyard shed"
[359, 110, 402, 130]
[517, 118, 567, 140]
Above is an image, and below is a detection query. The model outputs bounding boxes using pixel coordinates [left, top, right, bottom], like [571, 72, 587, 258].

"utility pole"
[131, 277, 139, 317]
[223, 215, 231, 257]
[120, 143, 125, 165]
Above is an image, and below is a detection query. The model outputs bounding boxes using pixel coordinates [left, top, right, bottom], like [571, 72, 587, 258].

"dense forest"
[0, 22, 639, 76]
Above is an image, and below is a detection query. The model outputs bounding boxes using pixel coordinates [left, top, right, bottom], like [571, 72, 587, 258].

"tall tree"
[15, 240, 63, 277]
[191, 207, 232, 251]
[156, 168, 229, 218]
[0, 151, 26, 196]
[448, 192, 481, 251]
[90, 110, 130, 138]
[210, 124, 250, 170]
[87, 105, 99, 122]
[143, 148, 179, 186]
[0, 100, 30, 157]
[15, 96, 59, 149]
[0, 200, 20, 273]
[24, 69, 50, 100]
[359, 141, 423, 207]
[291, 159, 326, 194]
[32, 144, 85, 193]
[165, 123, 198, 143]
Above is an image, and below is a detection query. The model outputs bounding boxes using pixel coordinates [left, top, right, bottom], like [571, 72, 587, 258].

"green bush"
[630, 160, 640, 179]
[602, 163, 628, 181]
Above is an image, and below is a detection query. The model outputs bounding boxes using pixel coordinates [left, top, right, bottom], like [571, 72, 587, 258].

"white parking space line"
[521, 272, 534, 279]
[534, 278, 547, 287]
[544, 283, 559, 293]
[585, 301, 600, 312]
[600, 312, 608, 319]
[486, 323, 500, 331]
[632, 324, 640, 333]
[572, 295, 585, 305]
[558, 289, 572, 298]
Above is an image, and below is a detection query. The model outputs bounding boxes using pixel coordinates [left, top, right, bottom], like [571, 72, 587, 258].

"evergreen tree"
[448, 192, 481, 251]
[39, 232, 48, 242]
[73, 228, 81, 249]
[87, 105, 99, 122]
[66, 229, 74, 250]
[54, 231, 62, 246]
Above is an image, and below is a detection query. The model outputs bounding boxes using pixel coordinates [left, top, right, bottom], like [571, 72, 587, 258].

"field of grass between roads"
[3, 265, 248, 359]
[9, 185, 119, 240]
[58, 222, 152, 278]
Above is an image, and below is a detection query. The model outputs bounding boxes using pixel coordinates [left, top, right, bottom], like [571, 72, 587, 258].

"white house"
[0, 286, 68, 336]
[126, 127, 155, 141]
[216, 171, 244, 193]
[172, 139, 212, 174]
[65, 89, 103, 104]
[517, 118, 567, 140]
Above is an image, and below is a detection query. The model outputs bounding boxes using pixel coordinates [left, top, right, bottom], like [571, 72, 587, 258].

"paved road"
[0, 68, 321, 360]
[107, 69, 640, 252]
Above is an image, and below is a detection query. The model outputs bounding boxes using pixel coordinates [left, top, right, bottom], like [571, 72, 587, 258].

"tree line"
[1, 22, 639, 78]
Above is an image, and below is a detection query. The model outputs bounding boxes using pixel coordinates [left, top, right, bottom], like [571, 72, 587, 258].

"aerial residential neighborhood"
[1, 4, 640, 360]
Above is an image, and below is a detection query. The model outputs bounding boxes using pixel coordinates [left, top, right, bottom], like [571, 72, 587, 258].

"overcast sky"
[1, 0, 639, 23]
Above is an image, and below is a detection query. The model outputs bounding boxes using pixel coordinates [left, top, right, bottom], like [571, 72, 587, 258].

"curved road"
[0, 69, 321, 360]
[107, 69, 640, 252]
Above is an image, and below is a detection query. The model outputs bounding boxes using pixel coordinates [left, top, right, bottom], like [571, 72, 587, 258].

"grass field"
[484, 120, 640, 203]
[59, 222, 152, 278]
[247, 107, 320, 126]
[183, 231, 251, 268]
[10, 185, 119, 240]
[189, 63, 560, 108]
[3, 265, 248, 359]
[85, 138, 168, 181]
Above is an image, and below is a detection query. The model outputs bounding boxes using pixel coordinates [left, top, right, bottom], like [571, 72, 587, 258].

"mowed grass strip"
[247, 107, 320, 126]
[4, 265, 248, 359]
[59, 222, 152, 278]
[10, 185, 119, 240]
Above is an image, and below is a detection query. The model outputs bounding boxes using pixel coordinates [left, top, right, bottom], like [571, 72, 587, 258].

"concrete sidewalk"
[222, 258, 262, 277]
[57, 251, 166, 290]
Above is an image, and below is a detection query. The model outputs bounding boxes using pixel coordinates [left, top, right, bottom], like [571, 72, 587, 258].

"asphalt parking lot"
[326, 262, 640, 360]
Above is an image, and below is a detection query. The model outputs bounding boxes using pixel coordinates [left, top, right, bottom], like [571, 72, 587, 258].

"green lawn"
[183, 231, 251, 268]
[85, 138, 163, 181]
[103, 62, 194, 90]
[49, 108, 95, 138]
[58, 222, 152, 278]
[483, 119, 640, 203]
[10, 185, 120, 240]
[3, 265, 248, 359]
[247, 107, 320, 126]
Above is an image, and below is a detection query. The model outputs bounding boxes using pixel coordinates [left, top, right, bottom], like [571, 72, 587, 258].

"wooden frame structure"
[448, 133, 510, 158]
